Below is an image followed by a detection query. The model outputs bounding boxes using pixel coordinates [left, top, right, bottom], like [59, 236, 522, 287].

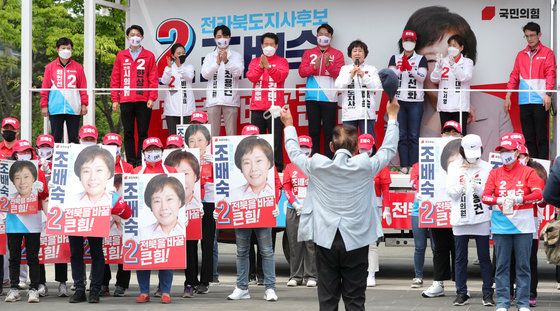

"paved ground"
[2, 236, 560, 310]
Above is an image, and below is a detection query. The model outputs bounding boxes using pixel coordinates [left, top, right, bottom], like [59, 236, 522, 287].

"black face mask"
[2, 130, 16, 142]
[178, 55, 187, 64]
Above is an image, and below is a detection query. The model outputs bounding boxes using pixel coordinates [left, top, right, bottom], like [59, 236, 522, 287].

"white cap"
[461, 134, 482, 158]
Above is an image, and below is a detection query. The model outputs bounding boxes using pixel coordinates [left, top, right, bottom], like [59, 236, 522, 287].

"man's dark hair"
[144, 174, 186, 210]
[214, 25, 231, 37]
[164, 150, 200, 182]
[441, 127, 461, 135]
[74, 145, 115, 179]
[447, 34, 466, 50]
[332, 125, 358, 153]
[523, 22, 541, 34]
[317, 23, 334, 35]
[184, 125, 211, 147]
[9, 161, 38, 183]
[56, 37, 74, 49]
[399, 6, 477, 64]
[261, 32, 278, 45]
[347, 40, 369, 58]
[234, 136, 274, 170]
[126, 25, 144, 37]
[170, 43, 185, 56]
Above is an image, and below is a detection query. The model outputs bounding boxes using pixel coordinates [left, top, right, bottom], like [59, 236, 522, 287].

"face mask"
[116, 149, 121, 158]
[38, 147, 53, 159]
[177, 55, 187, 64]
[465, 157, 478, 164]
[144, 150, 162, 163]
[262, 46, 276, 57]
[300, 147, 312, 157]
[359, 149, 373, 157]
[402, 41, 416, 52]
[80, 141, 96, 146]
[58, 49, 72, 60]
[519, 157, 528, 166]
[317, 36, 331, 47]
[500, 151, 517, 165]
[17, 154, 32, 161]
[128, 36, 142, 47]
[216, 38, 229, 49]
[448, 46, 460, 57]
[2, 130, 16, 142]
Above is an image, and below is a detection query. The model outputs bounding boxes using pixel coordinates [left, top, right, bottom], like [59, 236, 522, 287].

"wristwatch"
[546, 92, 553, 97]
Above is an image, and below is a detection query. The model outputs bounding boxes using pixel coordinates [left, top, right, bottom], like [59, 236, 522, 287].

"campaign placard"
[0, 222, 6, 255]
[0, 160, 40, 214]
[382, 192, 414, 229]
[122, 173, 187, 270]
[213, 134, 277, 229]
[46, 144, 116, 237]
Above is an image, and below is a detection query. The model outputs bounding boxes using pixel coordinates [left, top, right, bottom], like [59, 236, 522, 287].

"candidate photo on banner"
[122, 173, 187, 270]
[46, 144, 116, 237]
[181, 124, 215, 204]
[419, 137, 462, 228]
[0, 160, 40, 214]
[213, 134, 276, 228]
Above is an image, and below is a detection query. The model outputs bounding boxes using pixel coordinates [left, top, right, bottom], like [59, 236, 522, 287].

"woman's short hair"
[144, 174, 186, 209]
[74, 145, 115, 179]
[347, 40, 369, 58]
[234, 136, 274, 170]
[9, 161, 38, 183]
[440, 138, 462, 172]
[184, 124, 211, 146]
[164, 150, 201, 182]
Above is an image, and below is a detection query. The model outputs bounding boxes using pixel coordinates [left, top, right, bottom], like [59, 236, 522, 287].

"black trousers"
[431, 228, 455, 281]
[50, 114, 81, 143]
[306, 100, 338, 159]
[316, 230, 368, 311]
[166, 116, 191, 135]
[40, 263, 68, 284]
[250, 110, 284, 171]
[69, 236, 105, 292]
[103, 264, 131, 288]
[8, 233, 41, 290]
[120, 102, 152, 166]
[184, 203, 216, 286]
[439, 111, 469, 135]
[520, 104, 549, 159]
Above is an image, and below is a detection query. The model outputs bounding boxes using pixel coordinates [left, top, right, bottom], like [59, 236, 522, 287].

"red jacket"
[283, 163, 308, 205]
[40, 58, 88, 113]
[374, 166, 392, 208]
[115, 157, 134, 174]
[298, 46, 344, 103]
[131, 161, 177, 174]
[409, 163, 419, 191]
[0, 140, 17, 158]
[110, 48, 158, 104]
[246, 54, 289, 110]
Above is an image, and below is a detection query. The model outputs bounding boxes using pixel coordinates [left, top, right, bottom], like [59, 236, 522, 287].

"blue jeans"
[213, 228, 219, 279]
[235, 228, 275, 290]
[342, 120, 375, 137]
[136, 270, 173, 294]
[454, 234, 493, 295]
[411, 215, 433, 278]
[494, 233, 532, 309]
[397, 100, 423, 167]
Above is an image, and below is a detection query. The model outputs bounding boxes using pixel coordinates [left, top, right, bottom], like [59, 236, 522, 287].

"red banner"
[419, 200, 452, 228]
[46, 206, 111, 237]
[123, 236, 186, 270]
[0, 223, 6, 255]
[382, 192, 414, 229]
[215, 197, 277, 229]
[186, 207, 202, 240]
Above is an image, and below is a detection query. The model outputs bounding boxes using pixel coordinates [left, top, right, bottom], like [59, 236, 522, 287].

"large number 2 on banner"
[155, 18, 197, 78]
[47, 206, 63, 231]
[419, 201, 435, 225]
[123, 240, 139, 264]
[215, 201, 231, 225]
[0, 197, 8, 212]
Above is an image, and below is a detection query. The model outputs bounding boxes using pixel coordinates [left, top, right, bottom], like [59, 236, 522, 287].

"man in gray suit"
[279, 96, 400, 311]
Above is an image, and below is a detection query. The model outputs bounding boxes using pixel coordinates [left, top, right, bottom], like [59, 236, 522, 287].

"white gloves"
[199, 205, 205, 217]
[108, 186, 117, 197]
[382, 207, 392, 226]
[41, 160, 51, 175]
[513, 196, 524, 205]
[471, 178, 483, 194]
[292, 202, 302, 216]
[213, 208, 219, 220]
[32, 181, 44, 193]
[375, 197, 383, 208]
[460, 178, 468, 193]
[416, 193, 425, 203]
[47, 182, 55, 191]
[272, 205, 279, 218]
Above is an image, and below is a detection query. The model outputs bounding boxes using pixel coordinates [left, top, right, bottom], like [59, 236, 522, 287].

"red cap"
[2, 117, 19, 130]
[190, 111, 208, 124]
[402, 30, 417, 41]
[241, 125, 260, 135]
[298, 135, 312, 148]
[501, 133, 525, 145]
[166, 135, 184, 148]
[142, 137, 163, 150]
[494, 139, 517, 151]
[14, 140, 33, 153]
[518, 144, 529, 155]
[36, 135, 54, 147]
[358, 134, 374, 150]
[103, 133, 122, 146]
[79, 125, 98, 140]
[442, 120, 462, 134]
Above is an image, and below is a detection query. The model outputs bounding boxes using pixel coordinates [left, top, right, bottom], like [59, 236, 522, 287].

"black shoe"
[88, 290, 100, 303]
[69, 290, 87, 303]
[453, 293, 469, 306]
[482, 294, 495, 306]
[196, 283, 209, 294]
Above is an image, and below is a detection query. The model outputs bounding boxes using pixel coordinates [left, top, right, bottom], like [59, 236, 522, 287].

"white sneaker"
[367, 275, 376, 287]
[264, 288, 278, 302]
[519, 308, 530, 311]
[422, 281, 444, 298]
[557, 282, 560, 290]
[5, 289, 21, 302]
[38, 284, 48, 297]
[306, 280, 317, 287]
[27, 289, 40, 303]
[411, 278, 423, 288]
[18, 282, 27, 289]
[495, 308, 507, 311]
[227, 287, 250, 300]
[58, 282, 69, 297]
[286, 279, 297, 287]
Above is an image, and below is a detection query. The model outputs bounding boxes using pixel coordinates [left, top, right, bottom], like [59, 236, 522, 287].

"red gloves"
[111, 197, 132, 220]
[401, 55, 413, 72]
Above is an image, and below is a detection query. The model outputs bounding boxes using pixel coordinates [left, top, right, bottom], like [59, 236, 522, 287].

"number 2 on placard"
[47, 206, 63, 231]
[216, 201, 231, 225]
[0, 197, 9, 212]
[123, 240, 139, 264]
[420, 201, 435, 225]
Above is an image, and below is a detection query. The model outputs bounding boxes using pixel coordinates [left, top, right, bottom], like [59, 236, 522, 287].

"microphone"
[354, 58, 360, 66]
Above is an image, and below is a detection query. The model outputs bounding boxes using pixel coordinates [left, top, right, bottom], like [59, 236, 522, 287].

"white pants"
[368, 243, 379, 273]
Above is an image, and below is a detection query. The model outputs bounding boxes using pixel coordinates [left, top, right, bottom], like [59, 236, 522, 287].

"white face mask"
[17, 154, 32, 161]
[448, 46, 460, 57]
[128, 36, 142, 47]
[402, 41, 416, 52]
[80, 141, 96, 146]
[58, 49, 72, 60]
[519, 157, 528, 166]
[144, 150, 162, 163]
[500, 151, 517, 165]
[317, 36, 331, 47]
[38, 147, 53, 159]
[216, 38, 229, 49]
[262, 46, 276, 57]
[300, 147, 312, 157]
[359, 149, 373, 157]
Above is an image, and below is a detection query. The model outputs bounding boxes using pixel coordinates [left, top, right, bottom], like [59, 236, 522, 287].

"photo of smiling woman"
[9, 160, 37, 200]
[72, 145, 115, 207]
